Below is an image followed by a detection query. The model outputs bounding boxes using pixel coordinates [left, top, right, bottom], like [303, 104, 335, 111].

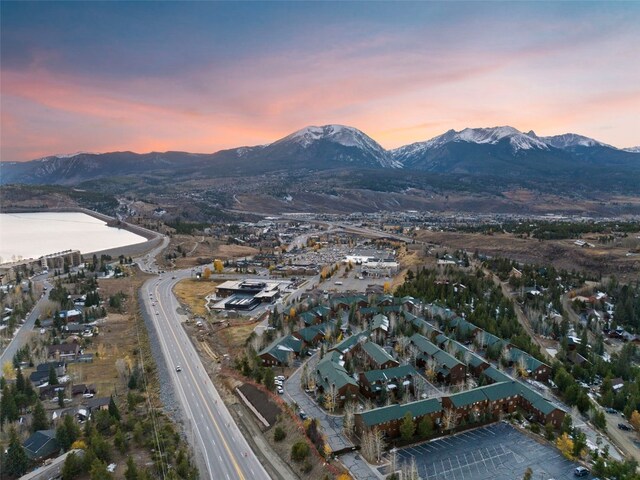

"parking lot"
[382, 423, 587, 480]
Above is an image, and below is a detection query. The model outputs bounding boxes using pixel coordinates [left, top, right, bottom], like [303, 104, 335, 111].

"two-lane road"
[0, 275, 52, 367]
[141, 270, 269, 480]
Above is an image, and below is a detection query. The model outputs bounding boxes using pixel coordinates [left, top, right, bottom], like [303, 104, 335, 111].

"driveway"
[284, 353, 382, 479]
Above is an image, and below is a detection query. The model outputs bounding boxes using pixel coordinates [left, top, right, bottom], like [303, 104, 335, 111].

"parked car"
[176, 366, 182, 372]
[574, 466, 589, 477]
[618, 423, 632, 431]
[605, 407, 618, 414]
[299, 410, 307, 420]
[276, 387, 284, 395]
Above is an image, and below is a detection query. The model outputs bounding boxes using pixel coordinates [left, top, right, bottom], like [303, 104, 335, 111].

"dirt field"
[163, 234, 259, 269]
[173, 278, 220, 317]
[66, 271, 153, 397]
[238, 383, 281, 425]
[416, 230, 640, 283]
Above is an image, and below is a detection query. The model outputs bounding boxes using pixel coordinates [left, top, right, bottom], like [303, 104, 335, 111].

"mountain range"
[1, 125, 638, 192]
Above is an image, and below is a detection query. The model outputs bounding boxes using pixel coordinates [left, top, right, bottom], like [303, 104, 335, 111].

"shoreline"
[0, 207, 164, 264]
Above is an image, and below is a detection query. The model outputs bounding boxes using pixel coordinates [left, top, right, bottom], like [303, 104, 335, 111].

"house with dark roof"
[356, 341, 399, 370]
[258, 335, 303, 366]
[85, 396, 110, 413]
[23, 430, 60, 460]
[410, 334, 465, 384]
[47, 343, 81, 360]
[516, 383, 565, 427]
[330, 330, 370, 358]
[315, 354, 358, 407]
[508, 348, 551, 382]
[293, 322, 334, 346]
[354, 397, 442, 438]
[442, 388, 489, 423]
[359, 364, 418, 399]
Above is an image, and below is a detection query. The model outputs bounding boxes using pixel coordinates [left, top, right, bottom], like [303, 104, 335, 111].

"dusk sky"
[1, 1, 639, 162]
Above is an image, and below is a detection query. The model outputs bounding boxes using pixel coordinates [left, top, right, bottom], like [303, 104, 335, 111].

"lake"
[0, 212, 148, 263]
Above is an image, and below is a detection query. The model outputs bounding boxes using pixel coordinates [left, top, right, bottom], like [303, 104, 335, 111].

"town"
[1, 210, 639, 480]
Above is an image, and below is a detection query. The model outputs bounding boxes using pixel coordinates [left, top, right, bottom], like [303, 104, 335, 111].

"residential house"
[508, 348, 551, 382]
[85, 397, 111, 414]
[442, 388, 489, 424]
[357, 341, 399, 370]
[315, 354, 358, 407]
[258, 335, 303, 366]
[410, 333, 465, 384]
[23, 430, 60, 461]
[359, 364, 418, 399]
[354, 398, 442, 438]
[47, 343, 81, 361]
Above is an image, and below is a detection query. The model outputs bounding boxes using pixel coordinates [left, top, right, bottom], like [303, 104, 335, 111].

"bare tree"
[401, 456, 420, 480]
[517, 355, 529, 379]
[372, 427, 385, 463]
[424, 357, 438, 382]
[361, 429, 376, 463]
[325, 383, 338, 413]
[442, 408, 457, 432]
[408, 345, 419, 366]
[396, 335, 410, 356]
[343, 401, 356, 436]
[388, 448, 398, 477]
[115, 358, 129, 382]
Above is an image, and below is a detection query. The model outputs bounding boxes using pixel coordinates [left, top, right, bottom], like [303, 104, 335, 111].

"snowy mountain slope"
[391, 126, 548, 164]
[623, 146, 640, 153]
[540, 133, 611, 149]
[273, 125, 401, 168]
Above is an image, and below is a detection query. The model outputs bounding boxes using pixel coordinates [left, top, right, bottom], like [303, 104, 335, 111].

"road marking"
[154, 282, 251, 480]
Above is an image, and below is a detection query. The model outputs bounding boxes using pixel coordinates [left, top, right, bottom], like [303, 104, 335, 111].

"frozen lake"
[0, 212, 147, 263]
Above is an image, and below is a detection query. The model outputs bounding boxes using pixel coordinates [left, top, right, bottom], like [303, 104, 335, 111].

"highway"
[139, 265, 270, 480]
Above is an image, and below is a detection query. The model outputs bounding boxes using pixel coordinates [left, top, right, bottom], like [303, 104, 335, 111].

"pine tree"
[399, 412, 416, 441]
[49, 365, 59, 385]
[62, 451, 83, 480]
[125, 456, 139, 480]
[31, 399, 49, 432]
[1, 384, 19, 430]
[4, 426, 30, 476]
[108, 396, 121, 421]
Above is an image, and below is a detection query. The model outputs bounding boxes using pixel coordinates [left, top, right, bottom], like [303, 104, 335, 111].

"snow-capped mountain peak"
[391, 126, 548, 161]
[541, 133, 611, 149]
[623, 146, 640, 153]
[275, 124, 402, 168]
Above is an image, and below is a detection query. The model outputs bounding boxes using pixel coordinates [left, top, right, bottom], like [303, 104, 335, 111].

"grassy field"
[416, 230, 640, 283]
[173, 278, 220, 317]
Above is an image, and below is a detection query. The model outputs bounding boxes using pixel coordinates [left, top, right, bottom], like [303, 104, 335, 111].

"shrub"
[301, 461, 313, 473]
[274, 426, 286, 442]
[291, 441, 310, 462]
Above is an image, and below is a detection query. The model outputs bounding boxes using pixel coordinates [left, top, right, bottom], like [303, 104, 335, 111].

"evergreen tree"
[90, 459, 113, 480]
[108, 396, 120, 421]
[399, 412, 416, 441]
[62, 451, 83, 480]
[4, 426, 29, 476]
[49, 365, 59, 385]
[31, 399, 49, 432]
[0, 384, 19, 430]
[125, 456, 139, 480]
[56, 414, 80, 451]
